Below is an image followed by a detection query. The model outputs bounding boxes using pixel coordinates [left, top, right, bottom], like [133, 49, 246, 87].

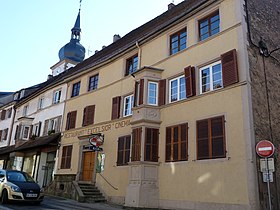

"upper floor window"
[199, 11, 220, 41]
[169, 75, 186, 103]
[0, 110, 6, 120]
[53, 90, 61, 104]
[23, 105, 28, 117]
[88, 74, 99, 91]
[125, 54, 138, 76]
[123, 95, 134, 117]
[148, 82, 158, 106]
[34, 122, 42, 137]
[65, 111, 77, 130]
[2, 128, 8, 141]
[38, 97, 44, 110]
[197, 116, 226, 160]
[166, 123, 188, 162]
[170, 28, 187, 55]
[71, 82, 81, 98]
[6, 108, 12, 118]
[22, 126, 30, 140]
[200, 61, 222, 94]
[117, 135, 131, 166]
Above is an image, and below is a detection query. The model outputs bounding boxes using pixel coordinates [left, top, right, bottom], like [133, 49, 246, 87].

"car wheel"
[1, 189, 8, 204]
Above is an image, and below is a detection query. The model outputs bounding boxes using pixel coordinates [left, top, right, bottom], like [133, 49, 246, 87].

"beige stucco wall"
[57, 0, 257, 208]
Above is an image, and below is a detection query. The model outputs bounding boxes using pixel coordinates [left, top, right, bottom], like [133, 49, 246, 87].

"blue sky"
[0, 0, 184, 92]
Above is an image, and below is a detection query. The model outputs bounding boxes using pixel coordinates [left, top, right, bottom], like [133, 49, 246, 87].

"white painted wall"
[0, 104, 15, 148]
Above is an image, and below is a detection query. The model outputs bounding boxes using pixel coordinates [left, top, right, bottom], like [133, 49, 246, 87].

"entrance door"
[82, 151, 95, 181]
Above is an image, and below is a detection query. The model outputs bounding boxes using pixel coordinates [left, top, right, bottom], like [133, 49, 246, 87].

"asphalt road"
[0, 196, 123, 210]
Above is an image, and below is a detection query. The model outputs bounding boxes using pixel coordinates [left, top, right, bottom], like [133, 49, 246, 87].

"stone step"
[85, 197, 107, 203]
[83, 191, 102, 196]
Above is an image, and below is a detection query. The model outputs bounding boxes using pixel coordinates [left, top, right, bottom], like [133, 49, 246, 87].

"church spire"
[71, 9, 81, 41]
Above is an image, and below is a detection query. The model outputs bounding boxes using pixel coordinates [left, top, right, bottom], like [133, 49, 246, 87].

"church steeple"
[58, 2, 85, 64]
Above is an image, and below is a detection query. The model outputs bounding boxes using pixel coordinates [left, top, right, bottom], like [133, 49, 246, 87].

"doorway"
[82, 151, 95, 181]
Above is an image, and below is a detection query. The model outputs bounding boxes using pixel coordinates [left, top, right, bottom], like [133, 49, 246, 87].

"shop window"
[61, 145, 73, 169]
[166, 123, 188, 162]
[65, 111, 77, 130]
[123, 95, 134, 117]
[125, 54, 138, 76]
[82, 105, 95, 126]
[71, 82, 81, 98]
[145, 128, 159, 162]
[117, 135, 131, 166]
[199, 11, 220, 41]
[197, 116, 226, 160]
[88, 74, 99, 91]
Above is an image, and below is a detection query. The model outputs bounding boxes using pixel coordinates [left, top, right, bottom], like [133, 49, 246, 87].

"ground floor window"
[61, 145, 73, 169]
[117, 135, 131, 166]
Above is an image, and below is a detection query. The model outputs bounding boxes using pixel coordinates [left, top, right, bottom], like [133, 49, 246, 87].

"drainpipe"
[136, 41, 141, 69]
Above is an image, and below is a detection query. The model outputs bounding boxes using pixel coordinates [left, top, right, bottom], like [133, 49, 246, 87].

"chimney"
[168, 3, 175, 10]
[113, 34, 121, 42]
[47, 74, 53, 80]
[102, 45, 106, 49]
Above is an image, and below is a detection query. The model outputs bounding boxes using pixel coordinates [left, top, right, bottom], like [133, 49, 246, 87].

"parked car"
[0, 170, 44, 204]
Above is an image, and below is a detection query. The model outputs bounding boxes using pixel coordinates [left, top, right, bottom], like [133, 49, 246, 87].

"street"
[0, 196, 123, 210]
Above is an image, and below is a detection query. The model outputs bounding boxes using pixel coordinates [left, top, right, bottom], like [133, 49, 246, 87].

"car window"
[7, 171, 35, 183]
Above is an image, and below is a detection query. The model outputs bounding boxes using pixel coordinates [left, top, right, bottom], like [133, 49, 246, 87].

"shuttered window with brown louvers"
[158, 79, 166, 106]
[111, 96, 121, 120]
[166, 123, 188, 162]
[139, 79, 144, 105]
[0, 110, 6, 120]
[145, 128, 159, 162]
[65, 111, 77, 130]
[61, 145, 73, 169]
[131, 127, 142, 161]
[56, 116, 62, 132]
[221, 49, 238, 87]
[83, 105, 95, 126]
[184, 66, 196, 97]
[117, 135, 131, 166]
[197, 116, 226, 160]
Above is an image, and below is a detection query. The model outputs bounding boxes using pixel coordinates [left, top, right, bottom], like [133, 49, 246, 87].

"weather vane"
[79, 0, 82, 11]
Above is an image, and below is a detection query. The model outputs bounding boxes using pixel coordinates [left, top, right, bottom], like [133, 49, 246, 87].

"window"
[0, 110, 6, 120]
[2, 128, 8, 141]
[170, 28, 187, 55]
[65, 111, 77, 130]
[61, 145, 73, 169]
[197, 116, 226, 160]
[88, 74, 99, 91]
[125, 54, 138, 76]
[166, 123, 188, 162]
[83, 105, 95, 126]
[117, 135, 131, 166]
[6, 108, 12, 118]
[38, 97, 44, 110]
[0, 130, 2, 141]
[22, 126, 30, 140]
[23, 105, 28, 117]
[148, 82, 158, 105]
[71, 82, 81, 97]
[131, 128, 142, 161]
[200, 61, 222, 93]
[34, 122, 41, 137]
[123, 95, 134, 117]
[145, 128, 159, 162]
[199, 11, 220, 41]
[48, 119, 56, 132]
[169, 75, 186, 102]
[53, 90, 61, 104]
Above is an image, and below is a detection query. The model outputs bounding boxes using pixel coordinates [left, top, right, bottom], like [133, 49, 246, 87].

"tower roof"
[58, 10, 85, 63]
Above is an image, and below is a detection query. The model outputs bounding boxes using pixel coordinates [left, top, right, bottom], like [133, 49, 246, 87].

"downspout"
[136, 41, 141, 69]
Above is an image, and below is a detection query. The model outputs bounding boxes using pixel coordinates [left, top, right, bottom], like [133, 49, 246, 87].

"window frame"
[38, 97, 44, 110]
[88, 74, 99, 92]
[53, 90, 61, 104]
[148, 81, 158, 106]
[169, 75, 186, 103]
[117, 135, 131, 166]
[22, 126, 30, 140]
[199, 61, 222, 94]
[71, 81, 81, 98]
[170, 28, 187, 55]
[198, 10, 220, 41]
[125, 54, 138, 76]
[23, 105, 28, 117]
[123, 94, 134, 117]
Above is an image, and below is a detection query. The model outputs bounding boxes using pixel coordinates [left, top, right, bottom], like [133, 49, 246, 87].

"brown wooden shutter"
[87, 105, 95, 126]
[221, 49, 239, 87]
[133, 82, 139, 107]
[66, 113, 70, 130]
[197, 119, 209, 160]
[158, 79, 166, 106]
[66, 145, 73, 168]
[165, 127, 172, 162]
[0, 110, 6, 120]
[132, 128, 142, 161]
[144, 128, 159, 162]
[139, 79, 144, 105]
[211, 116, 226, 158]
[29, 125, 33, 139]
[56, 116, 62, 132]
[180, 123, 188, 161]
[82, 107, 88, 126]
[152, 128, 159, 161]
[185, 66, 196, 97]
[43, 119, 49, 135]
[61, 146, 67, 169]
[0, 130, 2, 141]
[117, 137, 124, 165]
[111, 96, 121, 120]
[69, 111, 77, 129]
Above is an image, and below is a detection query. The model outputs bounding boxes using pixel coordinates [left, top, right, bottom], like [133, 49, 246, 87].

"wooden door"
[82, 151, 95, 181]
